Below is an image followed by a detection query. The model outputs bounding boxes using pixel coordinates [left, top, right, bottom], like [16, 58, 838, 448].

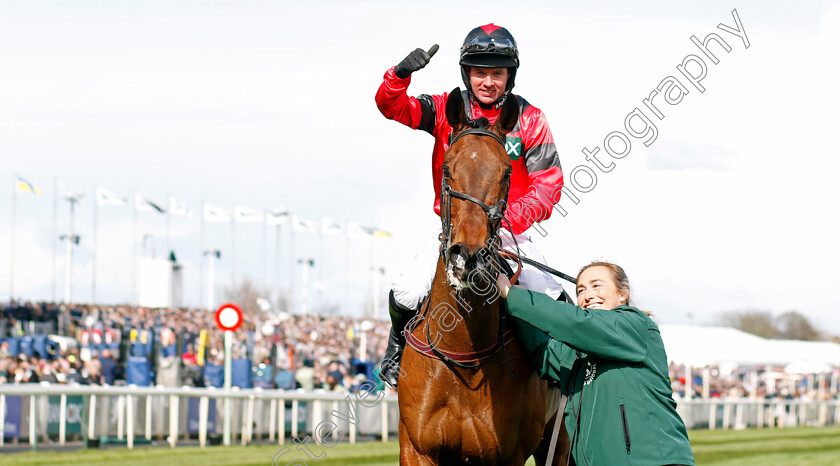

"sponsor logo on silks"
[505, 136, 522, 161]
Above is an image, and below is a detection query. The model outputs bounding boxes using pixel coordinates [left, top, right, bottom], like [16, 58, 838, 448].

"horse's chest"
[414, 391, 512, 460]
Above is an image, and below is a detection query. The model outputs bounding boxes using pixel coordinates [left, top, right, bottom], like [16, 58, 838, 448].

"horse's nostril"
[474, 247, 492, 269]
[448, 244, 470, 270]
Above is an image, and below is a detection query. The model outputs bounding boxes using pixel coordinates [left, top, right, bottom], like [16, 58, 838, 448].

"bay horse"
[397, 88, 569, 465]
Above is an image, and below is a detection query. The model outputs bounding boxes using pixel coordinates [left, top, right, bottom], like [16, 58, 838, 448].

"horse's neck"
[426, 258, 503, 352]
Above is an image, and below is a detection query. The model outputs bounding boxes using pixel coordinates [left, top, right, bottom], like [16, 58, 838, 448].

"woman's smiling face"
[576, 265, 629, 310]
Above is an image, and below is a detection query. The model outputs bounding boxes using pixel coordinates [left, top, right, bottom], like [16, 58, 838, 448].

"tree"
[717, 311, 778, 339]
[775, 310, 821, 341]
[223, 279, 266, 313]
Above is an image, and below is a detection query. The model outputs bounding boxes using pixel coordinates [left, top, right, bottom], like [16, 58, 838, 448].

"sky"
[1, 1, 839, 333]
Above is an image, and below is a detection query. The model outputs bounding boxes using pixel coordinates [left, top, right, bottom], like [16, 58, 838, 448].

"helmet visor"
[460, 35, 518, 61]
[461, 53, 517, 68]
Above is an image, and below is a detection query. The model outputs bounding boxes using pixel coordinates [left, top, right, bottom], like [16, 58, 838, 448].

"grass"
[3, 426, 840, 465]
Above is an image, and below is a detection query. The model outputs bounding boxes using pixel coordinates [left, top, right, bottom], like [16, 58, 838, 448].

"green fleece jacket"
[506, 287, 695, 466]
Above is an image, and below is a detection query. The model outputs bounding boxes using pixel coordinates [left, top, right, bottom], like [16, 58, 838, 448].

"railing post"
[312, 398, 322, 435]
[834, 401, 840, 426]
[117, 395, 125, 440]
[332, 400, 340, 441]
[709, 401, 716, 430]
[199, 396, 209, 448]
[0, 394, 5, 447]
[246, 395, 255, 444]
[757, 400, 764, 428]
[349, 398, 356, 445]
[722, 400, 731, 429]
[819, 402, 828, 426]
[29, 394, 37, 450]
[268, 398, 277, 442]
[291, 399, 299, 438]
[278, 396, 285, 445]
[59, 393, 67, 445]
[145, 394, 152, 440]
[88, 394, 97, 440]
[127, 393, 134, 449]
[169, 394, 179, 448]
[381, 398, 388, 442]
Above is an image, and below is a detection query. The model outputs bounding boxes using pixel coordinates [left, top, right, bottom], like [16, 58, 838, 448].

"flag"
[203, 203, 231, 223]
[95, 186, 126, 206]
[371, 227, 393, 238]
[16, 176, 41, 195]
[321, 217, 343, 235]
[169, 196, 188, 217]
[346, 222, 369, 238]
[292, 216, 318, 233]
[347, 223, 392, 238]
[134, 193, 165, 213]
[234, 205, 264, 223]
[266, 207, 290, 226]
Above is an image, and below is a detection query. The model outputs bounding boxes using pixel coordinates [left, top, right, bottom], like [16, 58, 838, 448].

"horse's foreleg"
[399, 419, 435, 466]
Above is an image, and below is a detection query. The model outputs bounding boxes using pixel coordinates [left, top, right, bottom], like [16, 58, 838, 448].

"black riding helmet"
[459, 23, 519, 108]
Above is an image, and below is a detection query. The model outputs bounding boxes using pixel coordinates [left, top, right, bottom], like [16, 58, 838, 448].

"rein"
[404, 126, 519, 370]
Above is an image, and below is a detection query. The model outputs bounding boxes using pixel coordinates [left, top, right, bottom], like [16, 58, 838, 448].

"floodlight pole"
[61, 194, 83, 304]
[297, 258, 314, 315]
[204, 249, 221, 311]
[223, 329, 232, 446]
[372, 266, 385, 320]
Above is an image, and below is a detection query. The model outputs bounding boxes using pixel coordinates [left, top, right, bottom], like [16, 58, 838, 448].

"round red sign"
[215, 303, 243, 331]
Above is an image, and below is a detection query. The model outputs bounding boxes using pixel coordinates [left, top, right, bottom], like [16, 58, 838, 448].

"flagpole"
[132, 192, 138, 305]
[318, 227, 324, 313]
[289, 220, 295, 314]
[262, 210, 267, 294]
[166, 194, 172, 260]
[344, 227, 350, 316]
[369, 238, 374, 318]
[200, 200, 205, 310]
[10, 173, 17, 302]
[92, 185, 99, 304]
[52, 179, 58, 303]
[231, 205, 236, 292]
[275, 224, 281, 305]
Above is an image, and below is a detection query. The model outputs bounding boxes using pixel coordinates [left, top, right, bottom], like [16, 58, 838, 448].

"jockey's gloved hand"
[394, 44, 439, 79]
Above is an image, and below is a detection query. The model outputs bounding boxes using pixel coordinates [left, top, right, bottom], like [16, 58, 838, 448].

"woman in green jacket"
[497, 261, 695, 466]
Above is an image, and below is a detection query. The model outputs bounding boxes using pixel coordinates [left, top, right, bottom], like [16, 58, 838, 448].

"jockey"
[375, 24, 565, 387]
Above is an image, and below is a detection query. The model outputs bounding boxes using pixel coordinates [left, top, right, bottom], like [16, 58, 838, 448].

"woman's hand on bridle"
[497, 273, 512, 299]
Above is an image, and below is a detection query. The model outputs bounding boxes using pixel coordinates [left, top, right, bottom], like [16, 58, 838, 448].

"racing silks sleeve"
[375, 67, 442, 135]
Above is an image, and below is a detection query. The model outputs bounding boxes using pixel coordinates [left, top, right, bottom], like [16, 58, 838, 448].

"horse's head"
[441, 88, 519, 292]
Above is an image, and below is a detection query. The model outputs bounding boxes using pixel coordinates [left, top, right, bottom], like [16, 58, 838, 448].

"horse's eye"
[442, 165, 451, 178]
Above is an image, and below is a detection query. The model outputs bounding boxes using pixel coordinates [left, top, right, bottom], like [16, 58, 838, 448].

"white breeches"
[391, 230, 565, 310]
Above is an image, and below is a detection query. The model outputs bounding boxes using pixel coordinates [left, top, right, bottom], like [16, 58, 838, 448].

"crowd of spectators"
[0, 301, 391, 392]
[1, 301, 837, 401]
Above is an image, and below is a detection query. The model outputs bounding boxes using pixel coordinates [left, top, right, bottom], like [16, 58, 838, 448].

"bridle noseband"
[440, 127, 512, 267]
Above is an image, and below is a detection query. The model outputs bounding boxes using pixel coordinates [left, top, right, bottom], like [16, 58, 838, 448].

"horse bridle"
[439, 127, 512, 267]
[415, 126, 517, 371]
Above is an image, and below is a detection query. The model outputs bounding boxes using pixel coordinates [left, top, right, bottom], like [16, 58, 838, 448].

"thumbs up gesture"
[394, 44, 439, 79]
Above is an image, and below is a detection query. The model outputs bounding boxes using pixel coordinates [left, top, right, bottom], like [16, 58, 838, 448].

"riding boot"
[378, 290, 418, 388]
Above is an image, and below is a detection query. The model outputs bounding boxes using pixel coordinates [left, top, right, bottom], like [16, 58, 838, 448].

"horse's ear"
[493, 95, 520, 136]
[445, 88, 468, 132]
